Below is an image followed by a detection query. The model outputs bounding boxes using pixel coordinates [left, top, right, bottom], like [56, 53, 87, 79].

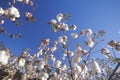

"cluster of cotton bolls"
[0, 13, 119, 80]
[0, 0, 33, 25]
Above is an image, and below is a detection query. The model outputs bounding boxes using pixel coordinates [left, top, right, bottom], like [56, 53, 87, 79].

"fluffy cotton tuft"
[0, 50, 10, 65]
[90, 60, 101, 74]
[18, 57, 26, 67]
[101, 48, 112, 59]
[71, 33, 78, 39]
[56, 13, 64, 22]
[8, 6, 20, 21]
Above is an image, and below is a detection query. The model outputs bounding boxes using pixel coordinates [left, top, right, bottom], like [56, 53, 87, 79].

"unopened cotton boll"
[71, 33, 78, 39]
[56, 13, 64, 22]
[90, 60, 101, 74]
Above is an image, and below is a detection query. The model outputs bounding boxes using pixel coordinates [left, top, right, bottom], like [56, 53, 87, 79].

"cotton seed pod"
[108, 40, 116, 48]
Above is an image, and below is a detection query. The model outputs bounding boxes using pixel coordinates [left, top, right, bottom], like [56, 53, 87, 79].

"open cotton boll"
[8, 6, 20, 19]
[90, 61, 101, 74]
[71, 33, 78, 39]
[70, 24, 77, 30]
[115, 42, 120, 52]
[54, 60, 61, 68]
[101, 48, 112, 59]
[56, 13, 64, 22]
[86, 28, 93, 38]
[0, 50, 10, 65]
[49, 19, 57, 25]
[108, 40, 117, 48]
[58, 23, 69, 31]
[85, 38, 94, 48]
[0, 7, 4, 16]
[18, 58, 26, 67]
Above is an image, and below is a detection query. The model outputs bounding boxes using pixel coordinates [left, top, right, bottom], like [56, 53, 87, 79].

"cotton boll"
[50, 46, 57, 53]
[72, 47, 83, 64]
[9, 6, 20, 18]
[101, 48, 112, 59]
[80, 30, 85, 36]
[0, 20, 4, 24]
[58, 23, 69, 31]
[75, 65, 82, 74]
[115, 42, 120, 52]
[0, 50, 10, 65]
[49, 19, 57, 25]
[56, 13, 64, 22]
[0, 7, 4, 16]
[54, 60, 61, 68]
[70, 24, 77, 30]
[108, 40, 116, 48]
[39, 59, 45, 69]
[18, 58, 26, 67]
[43, 72, 49, 79]
[61, 64, 67, 71]
[85, 38, 94, 48]
[81, 65, 88, 79]
[8, 6, 20, 21]
[86, 28, 93, 38]
[90, 60, 101, 74]
[71, 33, 78, 39]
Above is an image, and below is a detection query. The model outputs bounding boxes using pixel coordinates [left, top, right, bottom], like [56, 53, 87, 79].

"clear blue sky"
[0, 0, 120, 58]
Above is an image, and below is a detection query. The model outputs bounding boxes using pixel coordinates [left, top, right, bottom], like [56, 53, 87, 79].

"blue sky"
[0, 0, 120, 58]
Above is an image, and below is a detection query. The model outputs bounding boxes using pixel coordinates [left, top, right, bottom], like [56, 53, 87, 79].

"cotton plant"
[0, 13, 120, 80]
